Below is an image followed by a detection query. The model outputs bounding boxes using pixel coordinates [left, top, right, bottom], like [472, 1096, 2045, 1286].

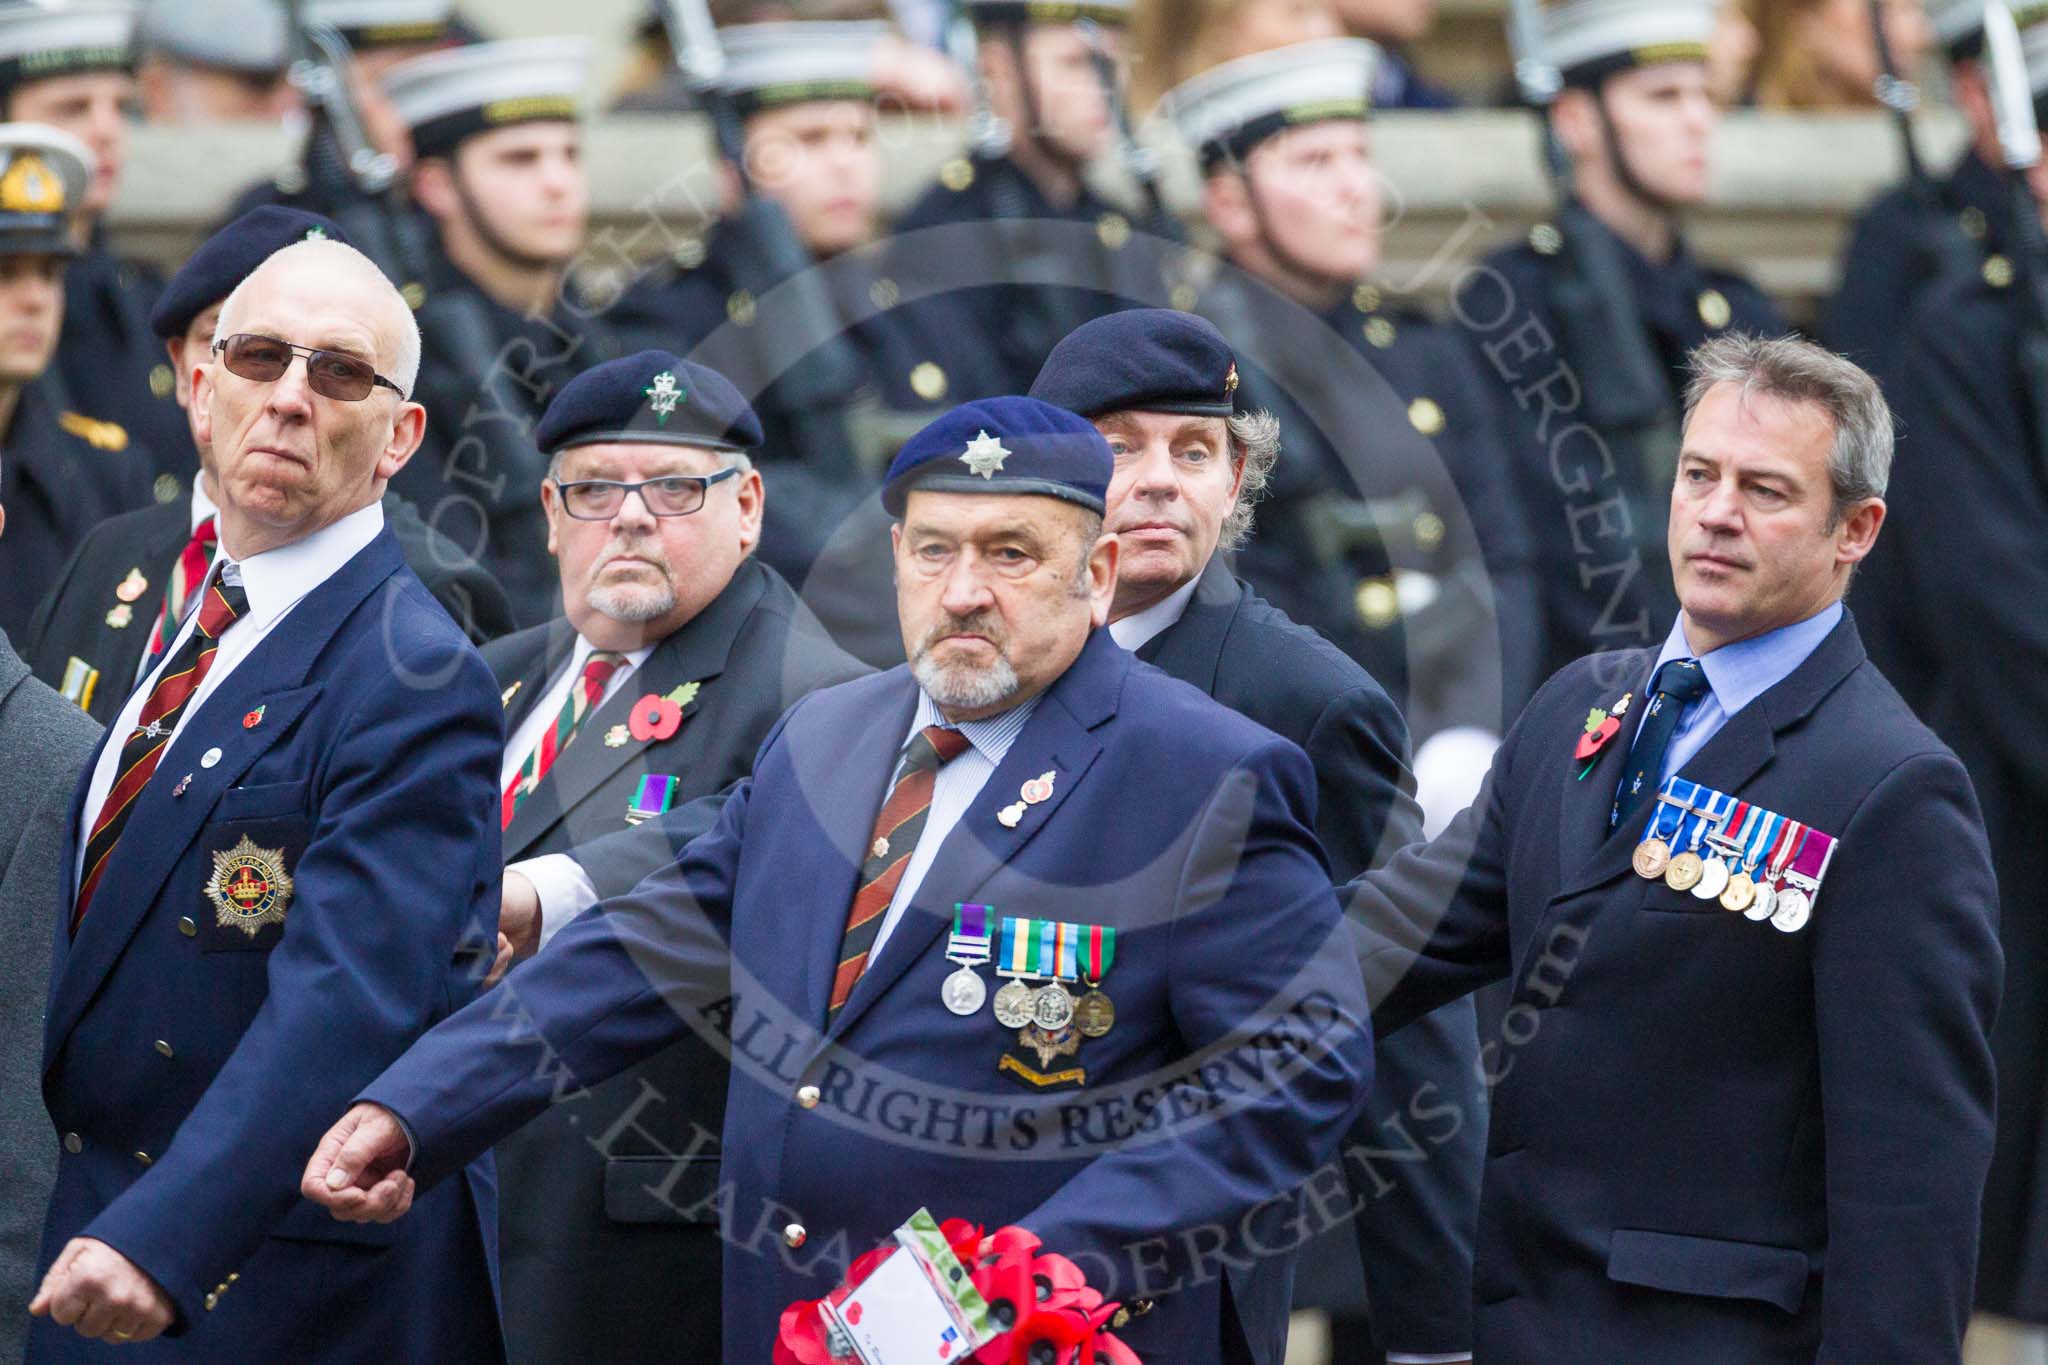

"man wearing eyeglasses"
[27, 235, 506, 1359]
[480, 349, 866, 1365]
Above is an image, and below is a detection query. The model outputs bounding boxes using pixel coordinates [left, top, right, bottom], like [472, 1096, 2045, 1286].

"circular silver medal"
[1032, 982, 1075, 1031]
[992, 979, 1034, 1029]
[1691, 856, 1731, 902]
[1744, 883, 1777, 922]
[942, 966, 987, 1016]
[1770, 887, 1811, 933]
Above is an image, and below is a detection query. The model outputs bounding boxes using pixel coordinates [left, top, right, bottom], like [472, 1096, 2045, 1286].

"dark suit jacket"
[1140, 564, 1484, 1355]
[1348, 612, 2001, 1363]
[23, 494, 514, 725]
[367, 628, 1374, 1365]
[486, 557, 867, 1365]
[0, 635, 98, 1365]
[33, 530, 506, 1363]
[0, 378, 153, 644]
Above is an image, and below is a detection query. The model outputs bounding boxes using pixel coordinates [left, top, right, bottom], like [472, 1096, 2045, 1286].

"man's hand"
[28, 1237, 174, 1343]
[300, 1102, 417, 1224]
[497, 867, 541, 962]
[482, 932, 516, 989]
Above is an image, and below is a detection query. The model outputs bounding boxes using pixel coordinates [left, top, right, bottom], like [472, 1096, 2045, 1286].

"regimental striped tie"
[829, 725, 972, 1017]
[501, 652, 625, 830]
[75, 573, 250, 932]
[148, 515, 218, 661]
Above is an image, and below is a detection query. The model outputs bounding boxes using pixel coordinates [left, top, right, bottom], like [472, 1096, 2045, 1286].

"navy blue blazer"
[32, 529, 506, 1363]
[364, 628, 1374, 1365]
[1347, 611, 2002, 1363]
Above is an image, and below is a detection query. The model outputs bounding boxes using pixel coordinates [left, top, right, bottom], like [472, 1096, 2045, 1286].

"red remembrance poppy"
[1575, 714, 1620, 761]
[628, 694, 683, 742]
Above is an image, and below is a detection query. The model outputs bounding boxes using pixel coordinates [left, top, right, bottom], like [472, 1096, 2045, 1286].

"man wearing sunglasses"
[479, 349, 866, 1365]
[25, 205, 516, 726]
[28, 235, 505, 1359]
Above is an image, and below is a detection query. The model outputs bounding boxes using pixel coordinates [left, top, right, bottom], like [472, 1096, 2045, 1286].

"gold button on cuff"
[178, 916, 197, 937]
[155, 1039, 174, 1058]
[62, 1132, 81, 1154]
[796, 1085, 821, 1109]
[204, 1293, 218, 1312]
[134, 1150, 152, 1167]
[783, 1223, 807, 1248]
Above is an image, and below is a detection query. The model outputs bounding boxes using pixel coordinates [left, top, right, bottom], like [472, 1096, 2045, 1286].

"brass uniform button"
[1960, 206, 1987, 240]
[1529, 223, 1564, 256]
[727, 290, 757, 326]
[1352, 283, 1381, 313]
[134, 1150, 152, 1167]
[400, 281, 426, 311]
[1096, 212, 1130, 250]
[909, 362, 947, 402]
[1407, 397, 1444, 435]
[204, 1293, 218, 1312]
[672, 237, 706, 269]
[1363, 317, 1397, 349]
[796, 1084, 821, 1109]
[1356, 578, 1400, 630]
[868, 277, 901, 310]
[63, 1132, 82, 1154]
[148, 363, 173, 399]
[783, 1222, 807, 1248]
[178, 916, 198, 937]
[1696, 288, 1731, 329]
[939, 157, 975, 192]
[152, 473, 181, 504]
[154, 1039, 174, 1058]
[1985, 254, 2015, 289]
[1414, 511, 1446, 550]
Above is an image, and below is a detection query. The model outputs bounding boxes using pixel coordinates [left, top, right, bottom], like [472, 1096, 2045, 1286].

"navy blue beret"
[882, 396, 1112, 517]
[534, 351, 763, 455]
[1029, 309, 1240, 420]
[149, 206, 350, 339]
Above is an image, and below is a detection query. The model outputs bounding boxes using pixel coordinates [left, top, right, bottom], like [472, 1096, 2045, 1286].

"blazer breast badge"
[205, 834, 294, 937]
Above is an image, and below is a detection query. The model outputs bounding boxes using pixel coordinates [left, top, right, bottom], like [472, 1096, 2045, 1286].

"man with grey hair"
[1031, 308, 1489, 1365]
[28, 236, 506, 1358]
[481, 350, 866, 1365]
[1344, 332, 2002, 1362]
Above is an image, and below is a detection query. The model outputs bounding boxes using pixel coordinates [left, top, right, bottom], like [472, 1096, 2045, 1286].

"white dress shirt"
[77, 501, 386, 883]
[1106, 576, 1199, 653]
[501, 636, 654, 950]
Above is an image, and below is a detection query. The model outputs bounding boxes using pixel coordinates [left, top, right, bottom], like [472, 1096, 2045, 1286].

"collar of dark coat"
[0, 629, 29, 704]
[1553, 607, 1869, 899]
[1134, 559, 1244, 690]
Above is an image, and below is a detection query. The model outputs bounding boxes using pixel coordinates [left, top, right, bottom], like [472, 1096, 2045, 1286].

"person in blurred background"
[1128, 0, 1341, 109]
[380, 35, 620, 628]
[1332, 0, 1458, 107]
[134, 0, 300, 125]
[0, 122, 151, 643]
[0, 1, 191, 501]
[1706, 0, 1761, 103]
[1747, 0, 1931, 109]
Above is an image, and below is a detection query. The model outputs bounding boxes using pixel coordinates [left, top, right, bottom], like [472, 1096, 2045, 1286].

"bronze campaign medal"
[1663, 852, 1704, 892]
[1075, 988, 1115, 1039]
[1632, 837, 1671, 880]
[1719, 872, 1757, 913]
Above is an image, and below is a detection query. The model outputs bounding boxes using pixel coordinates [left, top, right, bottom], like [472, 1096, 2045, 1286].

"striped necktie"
[148, 515, 218, 661]
[501, 651, 625, 829]
[829, 725, 972, 1017]
[76, 573, 250, 930]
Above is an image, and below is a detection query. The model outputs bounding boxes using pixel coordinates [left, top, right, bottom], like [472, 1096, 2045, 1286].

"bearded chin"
[589, 579, 677, 623]
[912, 649, 1019, 712]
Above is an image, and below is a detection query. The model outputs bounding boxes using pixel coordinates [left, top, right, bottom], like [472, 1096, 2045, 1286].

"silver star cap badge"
[644, 371, 684, 424]
[960, 429, 1010, 479]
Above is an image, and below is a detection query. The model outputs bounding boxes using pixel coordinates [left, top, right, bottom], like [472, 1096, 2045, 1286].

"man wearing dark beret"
[480, 351, 866, 1365]
[23, 205, 515, 725]
[305, 394, 1375, 1365]
[1031, 307, 1485, 1365]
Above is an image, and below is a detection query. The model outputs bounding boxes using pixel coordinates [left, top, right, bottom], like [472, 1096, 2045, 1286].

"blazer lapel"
[1552, 652, 1659, 895]
[1136, 561, 1242, 690]
[43, 534, 406, 1056]
[500, 566, 768, 859]
[499, 621, 576, 737]
[826, 633, 1122, 1040]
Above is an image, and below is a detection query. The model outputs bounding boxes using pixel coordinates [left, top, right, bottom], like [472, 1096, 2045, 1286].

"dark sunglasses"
[212, 333, 405, 402]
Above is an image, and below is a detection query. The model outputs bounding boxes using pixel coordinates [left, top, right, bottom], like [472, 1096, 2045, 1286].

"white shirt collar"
[214, 501, 386, 623]
[189, 479, 219, 533]
[1107, 576, 1200, 653]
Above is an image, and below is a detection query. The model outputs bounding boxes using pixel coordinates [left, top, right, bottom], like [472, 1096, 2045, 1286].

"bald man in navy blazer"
[305, 396, 1374, 1365]
[1347, 335, 2001, 1363]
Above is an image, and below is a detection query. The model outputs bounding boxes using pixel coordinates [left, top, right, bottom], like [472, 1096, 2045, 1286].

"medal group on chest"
[942, 904, 1118, 1087]
[1630, 776, 1838, 933]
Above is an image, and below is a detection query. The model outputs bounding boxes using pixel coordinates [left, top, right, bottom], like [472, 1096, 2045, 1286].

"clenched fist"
[300, 1102, 417, 1224]
[29, 1238, 174, 1343]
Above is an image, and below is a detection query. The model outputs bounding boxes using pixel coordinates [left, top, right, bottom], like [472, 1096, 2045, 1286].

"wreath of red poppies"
[775, 1221, 1142, 1365]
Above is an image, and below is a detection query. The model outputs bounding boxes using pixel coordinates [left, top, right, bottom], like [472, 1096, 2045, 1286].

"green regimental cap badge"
[303, 226, 326, 240]
[644, 370, 685, 425]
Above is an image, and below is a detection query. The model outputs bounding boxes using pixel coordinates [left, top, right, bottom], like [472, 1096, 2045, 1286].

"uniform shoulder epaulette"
[59, 411, 129, 451]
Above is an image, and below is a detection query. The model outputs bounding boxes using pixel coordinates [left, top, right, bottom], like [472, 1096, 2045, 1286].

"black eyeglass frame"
[212, 333, 406, 401]
[550, 468, 743, 520]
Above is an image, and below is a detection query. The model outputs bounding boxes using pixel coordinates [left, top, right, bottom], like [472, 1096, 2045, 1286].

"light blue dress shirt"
[1636, 601, 1844, 788]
